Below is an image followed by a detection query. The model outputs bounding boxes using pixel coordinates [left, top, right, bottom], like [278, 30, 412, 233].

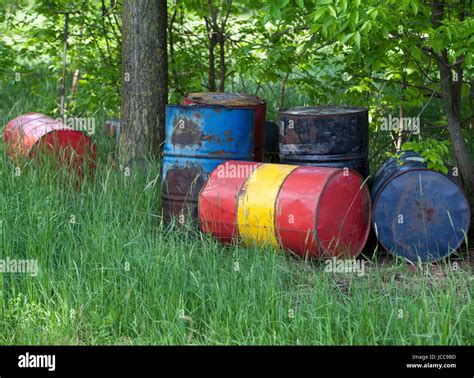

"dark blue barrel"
[162, 105, 255, 223]
[264, 121, 279, 163]
[278, 106, 369, 177]
[371, 152, 470, 262]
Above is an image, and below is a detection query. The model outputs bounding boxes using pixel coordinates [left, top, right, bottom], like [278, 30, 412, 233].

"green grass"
[0, 77, 472, 346]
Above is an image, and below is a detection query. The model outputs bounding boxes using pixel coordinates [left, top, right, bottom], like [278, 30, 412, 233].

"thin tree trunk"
[67, 69, 80, 110]
[119, 0, 168, 166]
[218, 0, 232, 92]
[218, 29, 225, 92]
[470, 78, 474, 133]
[280, 72, 291, 109]
[207, 28, 217, 91]
[206, 0, 218, 92]
[432, 1, 474, 205]
[396, 76, 407, 151]
[59, 13, 69, 118]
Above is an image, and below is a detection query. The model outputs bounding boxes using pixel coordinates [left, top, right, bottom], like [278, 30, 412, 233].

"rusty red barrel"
[4, 112, 96, 172]
[279, 106, 369, 177]
[199, 161, 372, 258]
[184, 92, 266, 162]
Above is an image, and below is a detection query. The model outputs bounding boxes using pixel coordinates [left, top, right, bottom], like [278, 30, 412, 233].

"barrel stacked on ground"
[199, 161, 371, 258]
[371, 152, 470, 262]
[279, 106, 369, 178]
[4, 99, 470, 263]
[3, 112, 96, 175]
[162, 102, 259, 223]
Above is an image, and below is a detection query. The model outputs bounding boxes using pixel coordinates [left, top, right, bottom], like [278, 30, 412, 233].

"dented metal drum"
[3, 112, 96, 174]
[279, 106, 369, 177]
[199, 161, 372, 258]
[184, 92, 266, 162]
[371, 152, 470, 262]
[162, 105, 255, 223]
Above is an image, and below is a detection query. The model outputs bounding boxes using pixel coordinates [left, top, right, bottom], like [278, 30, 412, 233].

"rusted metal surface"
[371, 152, 471, 262]
[279, 106, 369, 177]
[3, 112, 96, 174]
[184, 92, 266, 162]
[162, 105, 255, 224]
[199, 161, 372, 258]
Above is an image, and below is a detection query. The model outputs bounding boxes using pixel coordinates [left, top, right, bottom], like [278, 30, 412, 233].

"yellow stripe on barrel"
[237, 163, 297, 247]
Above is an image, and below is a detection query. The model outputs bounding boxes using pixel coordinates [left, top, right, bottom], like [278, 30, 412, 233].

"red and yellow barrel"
[199, 161, 371, 258]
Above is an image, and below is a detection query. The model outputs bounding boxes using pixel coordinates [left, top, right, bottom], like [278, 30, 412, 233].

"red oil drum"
[184, 92, 266, 162]
[4, 113, 96, 173]
[199, 161, 372, 258]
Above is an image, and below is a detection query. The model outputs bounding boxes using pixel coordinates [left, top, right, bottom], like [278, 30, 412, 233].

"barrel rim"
[279, 152, 369, 160]
[372, 167, 471, 261]
[315, 168, 372, 258]
[185, 92, 266, 106]
[279, 105, 369, 117]
[167, 104, 257, 112]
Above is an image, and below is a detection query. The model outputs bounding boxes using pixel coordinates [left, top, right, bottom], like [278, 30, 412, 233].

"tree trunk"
[206, 28, 217, 92]
[432, 1, 474, 206]
[438, 54, 474, 203]
[119, 0, 168, 166]
[470, 78, 474, 133]
[206, 1, 218, 92]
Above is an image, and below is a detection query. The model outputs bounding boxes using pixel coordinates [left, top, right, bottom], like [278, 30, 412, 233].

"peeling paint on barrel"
[170, 116, 217, 147]
[279, 106, 369, 177]
[162, 164, 206, 221]
[162, 105, 255, 224]
[371, 151, 470, 262]
[184, 92, 266, 162]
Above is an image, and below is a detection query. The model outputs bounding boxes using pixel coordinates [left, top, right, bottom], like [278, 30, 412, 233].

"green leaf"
[360, 20, 371, 33]
[296, 0, 304, 9]
[341, 32, 354, 44]
[340, 0, 348, 13]
[350, 10, 359, 27]
[354, 31, 361, 48]
[313, 8, 326, 22]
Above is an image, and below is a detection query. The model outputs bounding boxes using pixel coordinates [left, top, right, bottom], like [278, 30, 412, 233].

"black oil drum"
[279, 106, 369, 177]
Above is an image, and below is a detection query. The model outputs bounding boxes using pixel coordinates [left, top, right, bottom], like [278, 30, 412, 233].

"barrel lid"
[185, 92, 266, 107]
[279, 106, 368, 116]
[373, 168, 470, 263]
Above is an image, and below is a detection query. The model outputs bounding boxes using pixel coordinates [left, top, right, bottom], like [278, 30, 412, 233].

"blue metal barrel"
[279, 106, 369, 177]
[162, 105, 255, 223]
[371, 152, 470, 262]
